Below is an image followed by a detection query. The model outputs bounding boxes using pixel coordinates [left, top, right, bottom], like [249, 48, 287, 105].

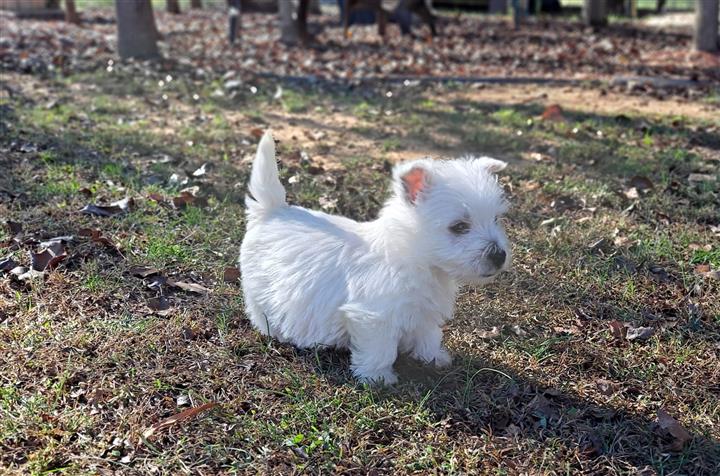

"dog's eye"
[449, 221, 471, 235]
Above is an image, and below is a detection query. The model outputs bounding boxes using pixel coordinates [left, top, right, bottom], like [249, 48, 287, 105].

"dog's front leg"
[345, 316, 399, 385]
[409, 320, 452, 368]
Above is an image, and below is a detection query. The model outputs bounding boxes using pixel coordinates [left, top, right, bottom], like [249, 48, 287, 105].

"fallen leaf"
[143, 402, 218, 439]
[80, 197, 133, 217]
[167, 279, 211, 294]
[224, 79, 242, 91]
[172, 190, 207, 209]
[223, 267, 240, 283]
[612, 256, 637, 274]
[588, 238, 611, 255]
[608, 320, 627, 341]
[147, 296, 170, 314]
[688, 173, 716, 183]
[148, 192, 165, 203]
[628, 175, 654, 193]
[14, 267, 45, 281]
[526, 152, 553, 162]
[477, 326, 501, 339]
[306, 130, 326, 141]
[623, 187, 640, 199]
[9, 266, 28, 277]
[553, 326, 580, 335]
[510, 324, 527, 337]
[550, 195, 580, 213]
[318, 195, 337, 210]
[694, 263, 711, 274]
[541, 104, 564, 121]
[626, 325, 655, 341]
[1, 255, 19, 272]
[192, 163, 208, 177]
[39, 236, 73, 248]
[78, 228, 117, 249]
[6, 220, 22, 235]
[130, 266, 161, 278]
[648, 264, 672, 283]
[595, 379, 617, 396]
[687, 302, 703, 320]
[30, 242, 67, 271]
[250, 128, 264, 139]
[528, 393, 556, 423]
[147, 275, 167, 291]
[657, 408, 691, 451]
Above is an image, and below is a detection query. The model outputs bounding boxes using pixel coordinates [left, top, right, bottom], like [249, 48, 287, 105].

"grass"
[1, 61, 719, 475]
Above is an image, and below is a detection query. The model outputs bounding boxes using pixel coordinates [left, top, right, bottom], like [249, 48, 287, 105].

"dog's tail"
[246, 130, 286, 217]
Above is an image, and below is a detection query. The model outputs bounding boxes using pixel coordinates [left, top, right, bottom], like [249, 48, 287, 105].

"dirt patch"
[451, 84, 720, 123]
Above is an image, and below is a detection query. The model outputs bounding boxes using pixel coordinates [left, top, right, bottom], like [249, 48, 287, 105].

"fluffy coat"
[240, 131, 510, 383]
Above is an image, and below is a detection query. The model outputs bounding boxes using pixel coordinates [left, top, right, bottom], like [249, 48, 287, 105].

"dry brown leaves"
[142, 402, 218, 439]
[656, 408, 692, 452]
[80, 197, 134, 217]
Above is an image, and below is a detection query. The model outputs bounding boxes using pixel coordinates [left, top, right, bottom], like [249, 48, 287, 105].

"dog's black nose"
[488, 246, 506, 269]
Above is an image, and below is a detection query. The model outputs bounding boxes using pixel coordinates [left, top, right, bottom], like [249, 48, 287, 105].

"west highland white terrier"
[240, 131, 511, 384]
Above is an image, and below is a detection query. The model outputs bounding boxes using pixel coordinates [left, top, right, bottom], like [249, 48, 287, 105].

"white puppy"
[240, 131, 511, 384]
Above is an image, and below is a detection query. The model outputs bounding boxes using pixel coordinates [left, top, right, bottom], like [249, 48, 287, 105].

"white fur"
[240, 131, 511, 384]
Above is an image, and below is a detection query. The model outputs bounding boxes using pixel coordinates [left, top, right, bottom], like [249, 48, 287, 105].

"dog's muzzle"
[487, 243, 507, 270]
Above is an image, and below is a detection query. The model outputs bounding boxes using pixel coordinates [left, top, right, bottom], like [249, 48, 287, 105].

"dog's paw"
[433, 348, 453, 368]
[356, 368, 398, 386]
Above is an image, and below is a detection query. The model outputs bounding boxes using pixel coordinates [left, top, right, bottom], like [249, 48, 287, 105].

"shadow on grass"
[302, 347, 720, 474]
[0, 92, 251, 207]
[290, 247, 720, 473]
[301, 272, 720, 474]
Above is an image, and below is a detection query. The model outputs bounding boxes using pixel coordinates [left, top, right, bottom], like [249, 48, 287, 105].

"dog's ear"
[479, 157, 507, 174]
[395, 161, 432, 205]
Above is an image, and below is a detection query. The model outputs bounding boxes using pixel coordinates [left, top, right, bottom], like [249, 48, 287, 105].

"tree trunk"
[309, 0, 320, 14]
[229, 0, 241, 43]
[694, 0, 719, 52]
[191, 0, 203, 8]
[279, 0, 299, 44]
[65, 0, 80, 24]
[297, 0, 310, 41]
[489, 0, 508, 14]
[511, 0, 527, 28]
[583, 0, 607, 26]
[116, 0, 160, 60]
[166, 0, 181, 14]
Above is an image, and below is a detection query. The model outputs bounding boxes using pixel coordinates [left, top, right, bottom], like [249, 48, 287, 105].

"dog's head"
[391, 157, 511, 284]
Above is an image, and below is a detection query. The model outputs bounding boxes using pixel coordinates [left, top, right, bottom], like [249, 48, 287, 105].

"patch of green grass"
[492, 108, 528, 129]
[381, 137, 402, 152]
[352, 101, 378, 120]
[35, 164, 81, 198]
[100, 162, 125, 180]
[691, 248, 720, 267]
[145, 234, 192, 265]
[281, 89, 310, 113]
[178, 205, 205, 227]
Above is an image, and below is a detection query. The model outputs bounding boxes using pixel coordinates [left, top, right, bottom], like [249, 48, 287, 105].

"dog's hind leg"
[244, 294, 275, 338]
